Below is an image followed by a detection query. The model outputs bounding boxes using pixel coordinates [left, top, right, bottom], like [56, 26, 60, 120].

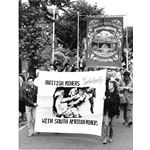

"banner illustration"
[86, 16, 123, 68]
[53, 87, 96, 118]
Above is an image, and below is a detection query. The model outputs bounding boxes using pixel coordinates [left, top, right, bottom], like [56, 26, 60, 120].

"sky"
[22, 0, 134, 26]
[86, 0, 134, 26]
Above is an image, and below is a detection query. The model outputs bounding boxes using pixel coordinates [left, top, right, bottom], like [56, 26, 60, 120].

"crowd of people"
[19, 60, 133, 143]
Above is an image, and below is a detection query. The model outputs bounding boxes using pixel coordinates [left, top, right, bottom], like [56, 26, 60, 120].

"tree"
[19, 0, 71, 74]
[56, 0, 104, 52]
[19, 0, 105, 73]
[122, 26, 133, 64]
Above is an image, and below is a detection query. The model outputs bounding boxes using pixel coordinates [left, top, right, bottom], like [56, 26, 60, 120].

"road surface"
[19, 111, 133, 150]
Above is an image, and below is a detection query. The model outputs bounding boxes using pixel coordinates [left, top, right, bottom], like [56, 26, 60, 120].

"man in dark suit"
[23, 76, 38, 137]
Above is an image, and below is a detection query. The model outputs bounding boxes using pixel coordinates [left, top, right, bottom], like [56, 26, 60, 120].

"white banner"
[35, 70, 106, 137]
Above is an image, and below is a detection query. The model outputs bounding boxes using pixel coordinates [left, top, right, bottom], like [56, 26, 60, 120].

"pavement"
[19, 111, 133, 150]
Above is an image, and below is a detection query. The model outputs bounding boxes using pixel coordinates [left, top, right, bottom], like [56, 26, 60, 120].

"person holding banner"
[119, 71, 133, 127]
[102, 80, 120, 144]
[23, 76, 38, 137]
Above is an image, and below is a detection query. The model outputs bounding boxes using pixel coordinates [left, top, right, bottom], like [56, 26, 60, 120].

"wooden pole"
[52, 6, 56, 64]
[126, 14, 129, 71]
[77, 11, 80, 69]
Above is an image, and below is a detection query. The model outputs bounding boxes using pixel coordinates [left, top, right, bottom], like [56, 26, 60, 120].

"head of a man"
[69, 88, 78, 96]
[36, 69, 40, 77]
[49, 65, 54, 71]
[19, 75, 25, 86]
[79, 89, 84, 96]
[109, 80, 118, 92]
[27, 76, 34, 87]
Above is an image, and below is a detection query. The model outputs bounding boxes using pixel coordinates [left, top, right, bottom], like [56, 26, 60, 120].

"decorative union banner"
[86, 16, 123, 68]
[34, 70, 107, 137]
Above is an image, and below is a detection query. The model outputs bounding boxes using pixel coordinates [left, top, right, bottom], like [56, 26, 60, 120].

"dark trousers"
[19, 101, 26, 122]
[122, 103, 132, 123]
[103, 113, 114, 139]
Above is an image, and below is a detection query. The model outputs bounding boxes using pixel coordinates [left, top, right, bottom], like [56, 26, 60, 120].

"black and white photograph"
[17, 0, 136, 149]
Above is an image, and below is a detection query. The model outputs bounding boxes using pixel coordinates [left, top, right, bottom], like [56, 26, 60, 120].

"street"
[19, 111, 132, 150]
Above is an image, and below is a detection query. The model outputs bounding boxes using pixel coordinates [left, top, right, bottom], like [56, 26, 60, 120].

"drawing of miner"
[86, 87, 96, 114]
[53, 89, 68, 117]
[69, 88, 86, 107]
[53, 88, 82, 118]
[66, 88, 88, 117]
[77, 87, 96, 116]
[62, 88, 82, 118]
[53, 87, 96, 118]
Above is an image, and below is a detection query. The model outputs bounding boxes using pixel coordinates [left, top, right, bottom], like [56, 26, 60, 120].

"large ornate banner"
[86, 16, 123, 68]
[34, 70, 106, 136]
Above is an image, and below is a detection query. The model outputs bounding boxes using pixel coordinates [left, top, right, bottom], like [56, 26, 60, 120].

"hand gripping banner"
[34, 70, 106, 137]
[86, 16, 123, 68]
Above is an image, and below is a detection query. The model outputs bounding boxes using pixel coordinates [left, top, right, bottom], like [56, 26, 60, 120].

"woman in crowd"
[102, 79, 120, 144]
[119, 71, 133, 127]
[19, 74, 26, 124]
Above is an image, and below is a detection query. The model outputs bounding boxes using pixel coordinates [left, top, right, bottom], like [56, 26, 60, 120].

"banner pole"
[52, 6, 56, 64]
[126, 14, 129, 71]
[77, 11, 80, 69]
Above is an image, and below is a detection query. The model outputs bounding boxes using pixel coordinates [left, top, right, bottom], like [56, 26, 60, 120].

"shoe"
[37, 132, 40, 135]
[27, 133, 33, 137]
[102, 138, 108, 144]
[108, 138, 112, 143]
[33, 132, 40, 135]
[21, 121, 26, 125]
[123, 121, 127, 125]
[128, 122, 132, 127]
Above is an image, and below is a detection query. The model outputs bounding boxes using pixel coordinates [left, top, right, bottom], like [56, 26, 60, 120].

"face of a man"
[28, 79, 34, 87]
[19, 76, 23, 83]
[79, 89, 83, 95]
[108, 82, 114, 91]
[71, 89, 77, 96]
[60, 90, 64, 96]
[19, 76, 23, 86]
[36, 72, 39, 77]
[49, 66, 54, 71]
